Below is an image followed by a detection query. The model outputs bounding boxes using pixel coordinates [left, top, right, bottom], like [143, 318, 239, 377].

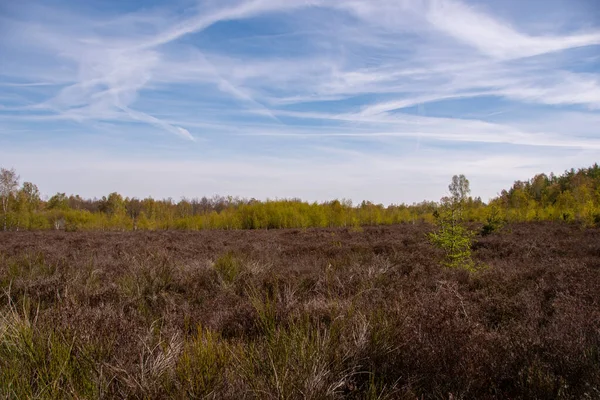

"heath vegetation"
[1, 223, 599, 398]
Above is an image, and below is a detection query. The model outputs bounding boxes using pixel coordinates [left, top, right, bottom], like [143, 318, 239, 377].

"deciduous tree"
[429, 175, 476, 270]
[0, 167, 20, 230]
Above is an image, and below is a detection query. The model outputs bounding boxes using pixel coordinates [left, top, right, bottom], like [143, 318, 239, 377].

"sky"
[1, 0, 599, 204]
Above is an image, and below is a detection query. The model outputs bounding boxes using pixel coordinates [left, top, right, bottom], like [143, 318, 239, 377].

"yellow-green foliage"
[429, 175, 477, 271]
[429, 220, 475, 270]
[176, 327, 231, 397]
[0, 298, 100, 399]
[1, 163, 600, 231]
[481, 205, 505, 236]
[213, 252, 244, 284]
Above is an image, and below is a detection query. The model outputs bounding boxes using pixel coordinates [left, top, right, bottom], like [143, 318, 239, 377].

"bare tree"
[0, 168, 20, 231]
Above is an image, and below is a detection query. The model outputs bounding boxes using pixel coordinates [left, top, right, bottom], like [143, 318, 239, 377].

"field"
[1, 223, 599, 399]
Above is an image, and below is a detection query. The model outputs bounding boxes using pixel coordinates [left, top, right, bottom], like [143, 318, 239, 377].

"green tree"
[101, 192, 126, 216]
[429, 175, 476, 270]
[481, 203, 504, 236]
[21, 182, 40, 212]
[14, 182, 41, 230]
[126, 198, 143, 230]
[47, 193, 70, 210]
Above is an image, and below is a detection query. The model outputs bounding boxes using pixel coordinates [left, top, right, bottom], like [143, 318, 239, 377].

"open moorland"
[1, 223, 600, 399]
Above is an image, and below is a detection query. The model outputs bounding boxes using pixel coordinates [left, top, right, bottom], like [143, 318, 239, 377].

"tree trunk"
[2, 197, 7, 231]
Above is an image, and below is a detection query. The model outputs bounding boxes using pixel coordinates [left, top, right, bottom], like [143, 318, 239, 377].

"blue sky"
[1, 0, 599, 204]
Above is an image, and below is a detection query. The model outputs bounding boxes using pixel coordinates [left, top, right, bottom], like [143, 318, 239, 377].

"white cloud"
[425, 0, 600, 60]
[1, 0, 599, 201]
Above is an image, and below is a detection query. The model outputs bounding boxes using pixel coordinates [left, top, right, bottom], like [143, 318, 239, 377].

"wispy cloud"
[425, 0, 600, 60]
[0, 0, 598, 202]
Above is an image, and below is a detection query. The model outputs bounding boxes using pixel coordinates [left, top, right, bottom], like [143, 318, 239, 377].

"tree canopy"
[0, 164, 599, 231]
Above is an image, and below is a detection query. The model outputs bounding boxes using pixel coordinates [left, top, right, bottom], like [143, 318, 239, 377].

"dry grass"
[0, 222, 599, 398]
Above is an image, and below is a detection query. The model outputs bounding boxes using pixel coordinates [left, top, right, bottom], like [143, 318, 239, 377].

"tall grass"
[0, 292, 102, 399]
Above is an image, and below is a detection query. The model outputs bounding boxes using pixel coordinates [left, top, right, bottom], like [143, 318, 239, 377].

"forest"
[1, 163, 600, 231]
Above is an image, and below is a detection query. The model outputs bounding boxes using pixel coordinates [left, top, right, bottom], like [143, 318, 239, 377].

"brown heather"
[0, 222, 599, 399]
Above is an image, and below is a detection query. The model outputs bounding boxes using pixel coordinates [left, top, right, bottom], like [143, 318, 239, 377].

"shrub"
[429, 212, 476, 270]
[213, 252, 244, 284]
[481, 205, 505, 236]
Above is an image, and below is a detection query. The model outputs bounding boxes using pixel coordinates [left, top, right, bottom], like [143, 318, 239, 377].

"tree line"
[1, 164, 599, 231]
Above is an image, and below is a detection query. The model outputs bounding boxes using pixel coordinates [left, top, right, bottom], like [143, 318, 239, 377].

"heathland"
[1, 223, 599, 398]
[1, 165, 600, 398]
